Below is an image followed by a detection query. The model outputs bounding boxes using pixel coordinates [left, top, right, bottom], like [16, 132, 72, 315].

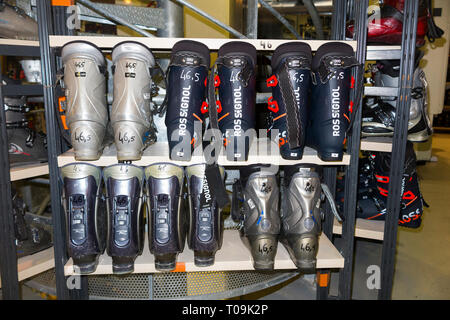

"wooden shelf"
[360, 137, 393, 152]
[64, 230, 343, 276]
[333, 218, 384, 241]
[10, 163, 49, 181]
[49, 36, 357, 51]
[0, 247, 54, 288]
[57, 140, 350, 167]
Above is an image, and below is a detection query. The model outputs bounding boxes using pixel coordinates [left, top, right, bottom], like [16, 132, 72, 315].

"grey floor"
[2, 134, 450, 300]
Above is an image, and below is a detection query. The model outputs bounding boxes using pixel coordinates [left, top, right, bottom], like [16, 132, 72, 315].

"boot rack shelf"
[10, 163, 49, 181]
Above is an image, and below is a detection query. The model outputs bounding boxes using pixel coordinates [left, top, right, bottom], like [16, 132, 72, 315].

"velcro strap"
[231, 180, 244, 222]
[205, 163, 229, 209]
[277, 62, 302, 149]
[169, 53, 208, 68]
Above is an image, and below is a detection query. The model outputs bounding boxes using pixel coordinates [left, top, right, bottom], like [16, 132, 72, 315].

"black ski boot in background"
[60, 163, 106, 274]
[103, 164, 145, 274]
[145, 163, 186, 271]
[268, 42, 312, 160]
[280, 165, 342, 272]
[186, 164, 225, 267]
[214, 41, 257, 161]
[308, 42, 359, 161]
[5, 96, 47, 166]
[165, 40, 210, 161]
[233, 165, 280, 270]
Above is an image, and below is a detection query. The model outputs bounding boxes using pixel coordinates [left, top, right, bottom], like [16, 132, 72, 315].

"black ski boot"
[212, 41, 257, 161]
[165, 40, 210, 161]
[267, 42, 312, 159]
[186, 164, 225, 267]
[145, 163, 186, 271]
[5, 97, 47, 166]
[60, 163, 106, 274]
[308, 42, 359, 161]
[103, 164, 145, 274]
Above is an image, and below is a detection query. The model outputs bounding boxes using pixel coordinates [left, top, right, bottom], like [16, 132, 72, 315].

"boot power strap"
[317, 55, 360, 84]
[222, 55, 254, 87]
[169, 53, 209, 68]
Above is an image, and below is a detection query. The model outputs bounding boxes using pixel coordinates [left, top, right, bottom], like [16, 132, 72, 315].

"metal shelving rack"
[0, 0, 418, 300]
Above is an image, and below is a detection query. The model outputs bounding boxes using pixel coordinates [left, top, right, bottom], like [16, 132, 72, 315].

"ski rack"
[0, 0, 418, 301]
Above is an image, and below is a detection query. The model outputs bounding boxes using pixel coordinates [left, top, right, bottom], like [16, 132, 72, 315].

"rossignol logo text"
[202, 176, 211, 204]
[178, 85, 191, 136]
[233, 86, 243, 137]
[332, 86, 341, 137]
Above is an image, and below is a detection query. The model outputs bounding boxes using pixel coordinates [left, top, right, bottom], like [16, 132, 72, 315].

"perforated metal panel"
[25, 268, 299, 300]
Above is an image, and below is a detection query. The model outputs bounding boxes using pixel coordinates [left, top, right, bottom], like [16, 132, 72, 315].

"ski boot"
[61, 41, 108, 161]
[186, 164, 225, 267]
[111, 41, 156, 161]
[308, 42, 359, 161]
[103, 164, 145, 274]
[165, 40, 209, 161]
[233, 165, 280, 270]
[212, 41, 257, 161]
[267, 42, 312, 160]
[369, 141, 425, 228]
[145, 163, 186, 271]
[279, 165, 342, 272]
[60, 163, 106, 274]
[5, 97, 47, 166]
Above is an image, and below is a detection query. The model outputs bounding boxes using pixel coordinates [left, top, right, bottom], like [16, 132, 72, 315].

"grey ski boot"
[145, 163, 186, 271]
[111, 41, 157, 161]
[186, 164, 225, 267]
[233, 166, 280, 270]
[61, 41, 108, 160]
[103, 164, 145, 274]
[60, 163, 106, 274]
[280, 165, 342, 272]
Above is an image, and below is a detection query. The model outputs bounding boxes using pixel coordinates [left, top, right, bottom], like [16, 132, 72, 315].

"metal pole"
[246, 0, 258, 39]
[77, 0, 155, 37]
[0, 63, 20, 300]
[331, 0, 347, 40]
[338, 0, 368, 300]
[378, 0, 419, 300]
[36, 0, 71, 300]
[258, 0, 301, 39]
[172, 0, 247, 39]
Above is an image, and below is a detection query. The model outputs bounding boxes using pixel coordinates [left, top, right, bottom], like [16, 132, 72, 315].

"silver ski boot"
[111, 41, 156, 161]
[234, 166, 280, 270]
[61, 41, 108, 160]
[280, 165, 342, 272]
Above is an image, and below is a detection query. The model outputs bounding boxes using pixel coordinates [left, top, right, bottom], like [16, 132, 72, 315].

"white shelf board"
[49, 36, 357, 51]
[333, 218, 385, 241]
[58, 140, 350, 167]
[360, 137, 393, 152]
[10, 163, 49, 181]
[0, 39, 40, 46]
[0, 247, 54, 288]
[64, 230, 343, 276]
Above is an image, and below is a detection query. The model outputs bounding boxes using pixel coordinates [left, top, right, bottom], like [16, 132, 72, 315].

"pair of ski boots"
[60, 162, 225, 274]
[61, 40, 157, 161]
[267, 42, 360, 162]
[164, 40, 257, 162]
[233, 164, 341, 272]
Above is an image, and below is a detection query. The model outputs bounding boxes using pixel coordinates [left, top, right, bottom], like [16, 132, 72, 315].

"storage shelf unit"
[10, 163, 49, 181]
[0, 247, 54, 288]
[333, 218, 384, 241]
[360, 137, 393, 152]
[64, 231, 343, 276]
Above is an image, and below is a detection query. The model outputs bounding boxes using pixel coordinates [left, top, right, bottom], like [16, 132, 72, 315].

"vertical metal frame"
[378, 0, 419, 300]
[0, 64, 20, 300]
[37, 0, 88, 300]
[337, 0, 368, 300]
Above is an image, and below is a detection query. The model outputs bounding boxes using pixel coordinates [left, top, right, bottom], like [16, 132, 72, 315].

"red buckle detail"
[350, 76, 355, 89]
[402, 190, 416, 200]
[349, 101, 354, 113]
[216, 100, 222, 113]
[267, 96, 279, 113]
[378, 186, 389, 197]
[201, 101, 209, 114]
[204, 77, 207, 87]
[266, 75, 278, 87]
[214, 75, 220, 87]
